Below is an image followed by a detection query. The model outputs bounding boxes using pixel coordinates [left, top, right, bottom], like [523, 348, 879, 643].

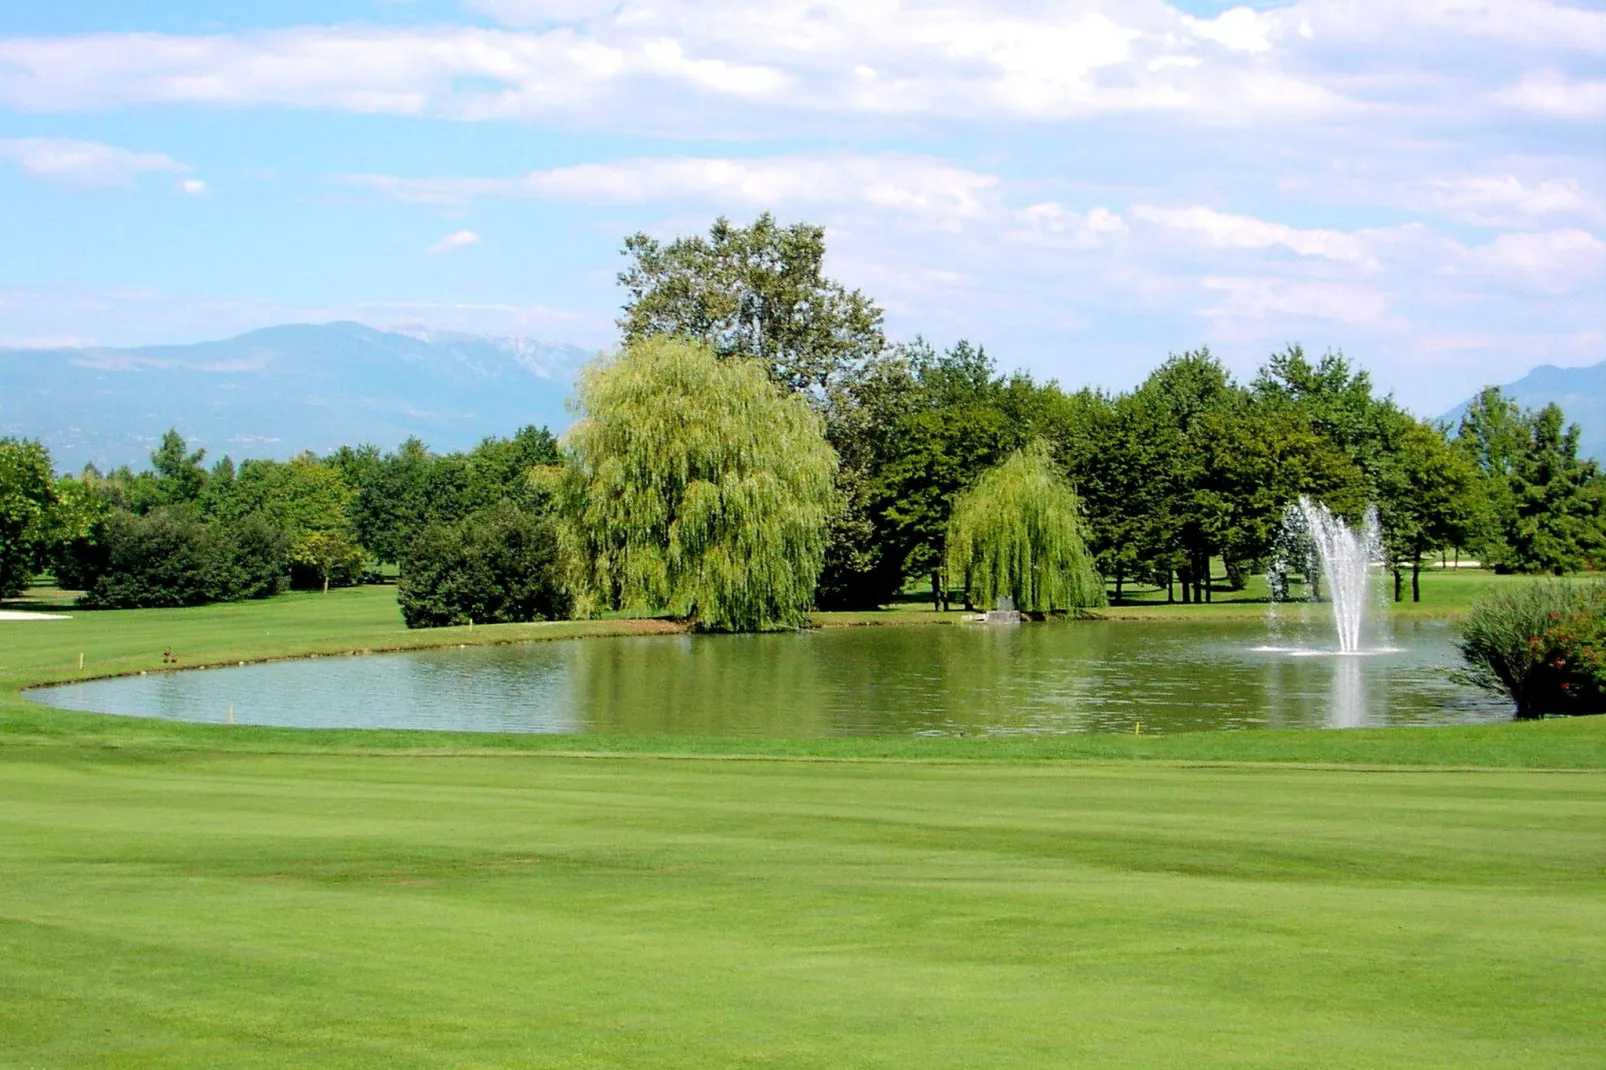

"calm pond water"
[27, 619, 1511, 736]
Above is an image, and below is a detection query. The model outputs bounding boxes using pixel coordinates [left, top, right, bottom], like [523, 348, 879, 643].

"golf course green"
[2, 580, 1603, 1067]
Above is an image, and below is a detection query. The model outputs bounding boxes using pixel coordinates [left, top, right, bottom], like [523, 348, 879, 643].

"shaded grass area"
[1, 749, 1601, 1068]
[1100, 566, 1551, 621]
[2, 584, 1603, 768]
[856, 564, 1544, 623]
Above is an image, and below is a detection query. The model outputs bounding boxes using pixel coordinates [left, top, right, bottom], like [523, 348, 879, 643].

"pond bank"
[3, 584, 1602, 768]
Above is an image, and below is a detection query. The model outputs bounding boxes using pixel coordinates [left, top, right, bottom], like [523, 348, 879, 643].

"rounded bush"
[1457, 580, 1606, 719]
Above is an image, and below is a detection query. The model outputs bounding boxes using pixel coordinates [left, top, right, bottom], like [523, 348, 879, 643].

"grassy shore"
[3, 582, 1603, 767]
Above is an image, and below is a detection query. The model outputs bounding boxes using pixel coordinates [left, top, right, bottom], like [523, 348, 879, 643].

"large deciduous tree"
[618, 213, 885, 394]
[556, 338, 838, 632]
[1376, 418, 1484, 600]
[1456, 390, 1606, 573]
[617, 213, 894, 607]
[0, 438, 59, 597]
[947, 441, 1104, 614]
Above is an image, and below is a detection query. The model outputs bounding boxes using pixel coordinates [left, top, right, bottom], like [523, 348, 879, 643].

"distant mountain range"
[0, 322, 593, 471]
[7, 323, 1602, 471]
[1440, 361, 1606, 461]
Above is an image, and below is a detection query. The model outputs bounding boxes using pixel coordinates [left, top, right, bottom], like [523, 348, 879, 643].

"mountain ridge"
[0, 322, 592, 470]
[1439, 360, 1606, 460]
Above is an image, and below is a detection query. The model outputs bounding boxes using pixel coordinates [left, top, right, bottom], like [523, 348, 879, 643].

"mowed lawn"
[1, 583, 1604, 1066]
[1, 750, 1602, 1069]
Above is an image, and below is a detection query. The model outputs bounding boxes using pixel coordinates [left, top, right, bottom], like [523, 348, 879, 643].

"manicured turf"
[1, 749, 1601, 1068]
[2, 583, 1603, 1066]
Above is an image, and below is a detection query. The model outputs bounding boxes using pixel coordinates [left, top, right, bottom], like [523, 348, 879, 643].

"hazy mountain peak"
[1, 321, 587, 470]
[1441, 360, 1606, 460]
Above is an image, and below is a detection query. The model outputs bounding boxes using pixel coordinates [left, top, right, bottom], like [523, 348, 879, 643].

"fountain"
[1270, 497, 1386, 654]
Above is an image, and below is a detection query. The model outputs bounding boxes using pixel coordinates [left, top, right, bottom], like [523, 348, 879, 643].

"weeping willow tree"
[947, 441, 1104, 613]
[555, 337, 838, 632]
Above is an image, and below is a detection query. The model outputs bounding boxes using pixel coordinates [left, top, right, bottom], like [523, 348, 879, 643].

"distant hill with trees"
[0, 322, 589, 471]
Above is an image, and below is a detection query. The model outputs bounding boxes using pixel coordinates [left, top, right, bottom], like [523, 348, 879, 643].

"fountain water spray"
[1270, 497, 1385, 654]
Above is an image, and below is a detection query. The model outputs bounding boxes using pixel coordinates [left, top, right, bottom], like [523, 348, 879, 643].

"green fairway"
[3, 584, 1604, 1066]
[1, 749, 1600, 1068]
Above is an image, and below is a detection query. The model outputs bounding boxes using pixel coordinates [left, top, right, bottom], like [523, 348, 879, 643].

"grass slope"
[1, 750, 1600, 1068]
[2, 585, 1603, 1066]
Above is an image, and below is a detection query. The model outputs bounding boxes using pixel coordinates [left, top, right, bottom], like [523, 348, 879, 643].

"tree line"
[0, 425, 562, 624]
[3, 213, 1603, 629]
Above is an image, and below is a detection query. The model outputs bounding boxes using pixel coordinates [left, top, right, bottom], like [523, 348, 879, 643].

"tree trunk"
[1115, 569, 1124, 605]
[1392, 568, 1402, 602]
[1167, 571, 1175, 604]
[931, 571, 941, 612]
[1202, 553, 1213, 603]
[1412, 561, 1421, 603]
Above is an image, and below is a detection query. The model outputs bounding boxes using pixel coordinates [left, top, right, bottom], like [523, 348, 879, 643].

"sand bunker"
[0, 610, 70, 621]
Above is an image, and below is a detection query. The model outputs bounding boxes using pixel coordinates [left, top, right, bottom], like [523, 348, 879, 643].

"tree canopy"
[618, 213, 885, 394]
[556, 337, 838, 632]
[947, 441, 1104, 614]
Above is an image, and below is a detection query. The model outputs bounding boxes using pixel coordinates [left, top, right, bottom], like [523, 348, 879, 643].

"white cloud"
[426, 229, 482, 254]
[1130, 205, 1370, 262]
[345, 152, 1000, 221]
[1182, 7, 1275, 53]
[1416, 174, 1606, 227]
[1490, 73, 1606, 119]
[0, 8, 1346, 126]
[1200, 275, 1402, 329]
[180, 178, 208, 196]
[1, 1, 1600, 130]
[1461, 228, 1606, 293]
[0, 136, 187, 187]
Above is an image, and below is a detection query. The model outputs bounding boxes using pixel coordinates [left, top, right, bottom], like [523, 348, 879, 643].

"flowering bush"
[1457, 581, 1606, 719]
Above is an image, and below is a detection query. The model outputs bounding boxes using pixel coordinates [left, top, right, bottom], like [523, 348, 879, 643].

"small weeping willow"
[947, 441, 1105, 613]
[555, 337, 838, 632]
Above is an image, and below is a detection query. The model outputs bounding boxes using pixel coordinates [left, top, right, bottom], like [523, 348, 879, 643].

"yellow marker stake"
[1133, 721, 1142, 736]
[228, 706, 235, 725]
[78, 653, 84, 670]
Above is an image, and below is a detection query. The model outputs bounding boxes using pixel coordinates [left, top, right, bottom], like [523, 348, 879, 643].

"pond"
[26, 618, 1511, 736]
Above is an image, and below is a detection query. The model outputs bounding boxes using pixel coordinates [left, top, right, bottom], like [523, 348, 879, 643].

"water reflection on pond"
[27, 619, 1509, 736]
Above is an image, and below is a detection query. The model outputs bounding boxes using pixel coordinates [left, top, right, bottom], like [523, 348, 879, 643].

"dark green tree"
[618, 213, 885, 394]
[398, 503, 571, 628]
[76, 509, 244, 608]
[147, 429, 209, 508]
[0, 438, 59, 597]
[1456, 391, 1606, 573]
[1376, 419, 1485, 600]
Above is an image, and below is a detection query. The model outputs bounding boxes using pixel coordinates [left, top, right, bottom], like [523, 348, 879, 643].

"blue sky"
[1, 0, 1603, 414]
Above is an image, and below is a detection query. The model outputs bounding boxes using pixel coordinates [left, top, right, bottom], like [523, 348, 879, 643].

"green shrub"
[78, 508, 246, 608]
[231, 514, 292, 598]
[1457, 580, 1606, 719]
[397, 503, 571, 628]
[61, 509, 291, 608]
